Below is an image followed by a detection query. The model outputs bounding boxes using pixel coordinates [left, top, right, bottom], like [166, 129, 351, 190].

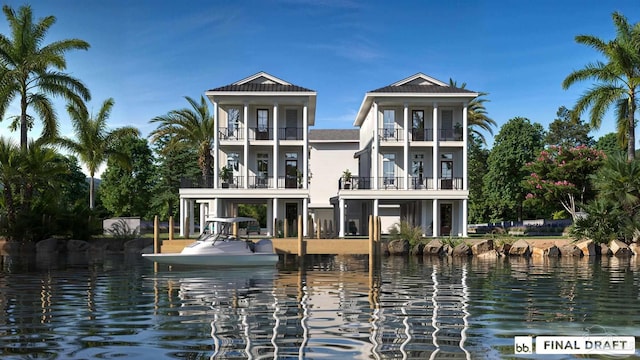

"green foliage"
[100, 135, 157, 218]
[571, 199, 624, 244]
[106, 219, 139, 241]
[388, 221, 423, 246]
[238, 204, 267, 227]
[468, 134, 490, 223]
[483, 117, 545, 221]
[523, 145, 605, 220]
[594, 133, 625, 157]
[544, 106, 593, 148]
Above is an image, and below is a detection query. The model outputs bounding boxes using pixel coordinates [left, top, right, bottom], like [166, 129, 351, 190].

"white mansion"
[178, 72, 478, 238]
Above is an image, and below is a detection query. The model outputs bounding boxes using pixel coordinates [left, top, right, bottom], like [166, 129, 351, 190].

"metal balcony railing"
[219, 127, 244, 140]
[277, 127, 303, 140]
[411, 128, 434, 141]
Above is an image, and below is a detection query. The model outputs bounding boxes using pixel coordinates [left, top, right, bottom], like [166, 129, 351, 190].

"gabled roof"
[354, 73, 479, 126]
[207, 71, 314, 92]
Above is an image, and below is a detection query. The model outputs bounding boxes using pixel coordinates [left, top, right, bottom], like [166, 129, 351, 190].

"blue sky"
[0, 0, 638, 150]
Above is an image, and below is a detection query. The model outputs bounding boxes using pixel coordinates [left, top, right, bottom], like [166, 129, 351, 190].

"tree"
[562, 11, 640, 161]
[100, 135, 156, 217]
[0, 4, 91, 150]
[56, 98, 140, 209]
[483, 117, 545, 221]
[544, 106, 593, 148]
[149, 96, 216, 182]
[523, 145, 605, 221]
[449, 79, 497, 144]
[594, 132, 626, 157]
[149, 134, 200, 219]
[467, 134, 490, 223]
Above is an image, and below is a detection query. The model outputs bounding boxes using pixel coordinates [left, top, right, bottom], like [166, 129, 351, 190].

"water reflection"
[1, 255, 640, 359]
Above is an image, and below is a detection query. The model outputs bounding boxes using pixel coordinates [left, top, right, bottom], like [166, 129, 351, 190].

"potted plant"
[220, 166, 233, 188]
[342, 169, 352, 189]
[296, 169, 303, 188]
[454, 123, 463, 141]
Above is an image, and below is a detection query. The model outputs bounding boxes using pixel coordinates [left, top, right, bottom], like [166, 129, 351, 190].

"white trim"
[233, 71, 292, 86]
[390, 72, 448, 87]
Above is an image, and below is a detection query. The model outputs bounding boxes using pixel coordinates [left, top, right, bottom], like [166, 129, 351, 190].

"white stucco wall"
[308, 141, 359, 208]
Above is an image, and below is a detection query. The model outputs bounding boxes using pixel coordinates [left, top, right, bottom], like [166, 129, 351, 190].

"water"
[1, 254, 640, 359]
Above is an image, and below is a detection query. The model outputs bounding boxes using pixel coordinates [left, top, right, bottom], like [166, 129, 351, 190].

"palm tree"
[149, 96, 216, 181]
[0, 4, 91, 150]
[448, 79, 496, 144]
[0, 137, 21, 225]
[56, 98, 140, 209]
[562, 11, 640, 161]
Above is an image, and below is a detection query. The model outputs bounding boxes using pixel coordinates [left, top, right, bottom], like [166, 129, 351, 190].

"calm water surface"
[1, 254, 640, 359]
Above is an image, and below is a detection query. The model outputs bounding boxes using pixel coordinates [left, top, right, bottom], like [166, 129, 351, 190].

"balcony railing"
[277, 127, 303, 140]
[439, 128, 463, 141]
[251, 128, 273, 140]
[378, 128, 403, 141]
[180, 175, 305, 189]
[411, 128, 434, 141]
[219, 127, 244, 140]
[377, 127, 463, 142]
[337, 176, 462, 190]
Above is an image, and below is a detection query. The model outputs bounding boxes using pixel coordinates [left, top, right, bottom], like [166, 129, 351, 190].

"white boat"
[142, 217, 279, 266]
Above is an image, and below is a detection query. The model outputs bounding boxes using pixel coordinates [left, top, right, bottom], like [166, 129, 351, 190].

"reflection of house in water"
[167, 259, 470, 359]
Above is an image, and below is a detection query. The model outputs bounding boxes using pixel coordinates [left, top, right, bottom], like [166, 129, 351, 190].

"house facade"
[178, 72, 477, 238]
[178, 72, 316, 237]
[332, 73, 478, 237]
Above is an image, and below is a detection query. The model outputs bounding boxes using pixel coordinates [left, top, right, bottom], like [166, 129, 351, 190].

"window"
[257, 153, 269, 187]
[227, 152, 239, 172]
[257, 109, 269, 139]
[383, 109, 395, 138]
[441, 153, 453, 189]
[412, 110, 425, 140]
[383, 153, 395, 187]
[228, 108, 240, 137]
[412, 153, 424, 188]
[441, 110, 453, 139]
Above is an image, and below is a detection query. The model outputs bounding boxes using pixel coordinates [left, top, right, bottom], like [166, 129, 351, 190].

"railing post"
[154, 215, 160, 254]
[168, 216, 174, 241]
[297, 215, 304, 257]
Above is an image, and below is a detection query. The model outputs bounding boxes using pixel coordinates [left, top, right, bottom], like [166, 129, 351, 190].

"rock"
[423, 239, 444, 256]
[387, 239, 409, 255]
[477, 250, 500, 259]
[629, 243, 640, 256]
[471, 239, 494, 255]
[532, 244, 560, 257]
[509, 239, 531, 257]
[575, 239, 596, 256]
[67, 239, 89, 252]
[452, 242, 472, 257]
[36, 238, 59, 253]
[599, 243, 613, 257]
[410, 243, 425, 256]
[124, 238, 153, 253]
[496, 243, 511, 255]
[442, 244, 452, 256]
[381, 242, 390, 256]
[610, 239, 633, 257]
[560, 244, 583, 257]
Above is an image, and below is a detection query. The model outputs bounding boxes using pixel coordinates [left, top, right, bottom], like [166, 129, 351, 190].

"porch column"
[303, 102, 309, 189]
[303, 197, 309, 236]
[432, 199, 439, 237]
[373, 101, 379, 190]
[199, 202, 206, 234]
[189, 200, 196, 237]
[462, 199, 468, 237]
[462, 102, 468, 190]
[432, 102, 439, 190]
[339, 198, 345, 237]
[273, 103, 279, 188]
[272, 198, 279, 235]
[213, 100, 220, 189]
[373, 198, 379, 218]
[403, 103, 409, 190]
[266, 200, 273, 236]
[243, 102, 249, 189]
[421, 200, 429, 236]
[179, 197, 185, 237]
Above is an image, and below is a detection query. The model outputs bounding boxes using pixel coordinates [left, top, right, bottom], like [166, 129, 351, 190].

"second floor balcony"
[181, 175, 306, 190]
[338, 176, 463, 190]
[378, 127, 464, 142]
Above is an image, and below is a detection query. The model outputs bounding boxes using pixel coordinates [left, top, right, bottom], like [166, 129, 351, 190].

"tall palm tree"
[562, 11, 640, 161]
[56, 98, 140, 209]
[0, 4, 91, 150]
[149, 96, 216, 181]
[448, 79, 496, 144]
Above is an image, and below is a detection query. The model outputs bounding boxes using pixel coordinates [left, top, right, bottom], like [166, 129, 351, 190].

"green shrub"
[388, 221, 423, 246]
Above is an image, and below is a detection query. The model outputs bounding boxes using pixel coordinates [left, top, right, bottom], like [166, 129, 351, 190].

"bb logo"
[515, 336, 533, 354]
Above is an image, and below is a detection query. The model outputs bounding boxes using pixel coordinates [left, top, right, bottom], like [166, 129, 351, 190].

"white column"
[432, 103, 439, 190]
[432, 199, 439, 237]
[272, 198, 279, 234]
[303, 197, 309, 236]
[212, 198, 218, 218]
[462, 199, 468, 237]
[373, 198, 379, 218]
[266, 200, 273, 236]
[243, 103, 249, 189]
[303, 103, 309, 189]
[179, 197, 185, 237]
[273, 103, 279, 188]
[403, 103, 409, 190]
[188, 199, 195, 237]
[373, 101, 379, 190]
[199, 202, 206, 234]
[213, 100, 220, 189]
[339, 198, 345, 237]
[462, 102, 468, 191]
[421, 200, 428, 236]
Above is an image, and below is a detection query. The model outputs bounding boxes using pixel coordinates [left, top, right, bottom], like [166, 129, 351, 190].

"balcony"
[277, 127, 303, 140]
[378, 128, 403, 142]
[337, 176, 462, 190]
[438, 127, 463, 141]
[251, 128, 273, 140]
[219, 127, 244, 140]
[411, 128, 434, 141]
[180, 175, 305, 189]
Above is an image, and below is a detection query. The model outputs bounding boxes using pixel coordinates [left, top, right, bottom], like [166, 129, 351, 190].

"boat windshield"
[197, 220, 242, 242]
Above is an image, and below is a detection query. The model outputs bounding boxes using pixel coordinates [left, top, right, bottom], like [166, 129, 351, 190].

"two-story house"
[333, 73, 478, 237]
[178, 72, 316, 237]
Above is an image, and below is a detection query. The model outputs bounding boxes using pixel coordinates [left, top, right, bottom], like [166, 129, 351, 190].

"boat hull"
[142, 253, 279, 266]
